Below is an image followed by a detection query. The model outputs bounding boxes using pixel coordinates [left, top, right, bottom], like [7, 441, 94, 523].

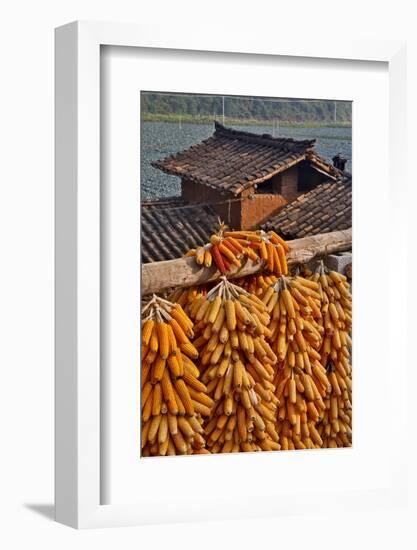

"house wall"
[181, 179, 242, 229]
[241, 194, 288, 230]
[238, 166, 299, 229]
[181, 164, 301, 231]
[279, 165, 299, 201]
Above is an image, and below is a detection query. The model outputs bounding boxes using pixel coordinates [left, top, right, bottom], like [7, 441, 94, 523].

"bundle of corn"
[263, 275, 331, 450]
[141, 295, 213, 456]
[312, 263, 352, 448]
[234, 273, 278, 297]
[185, 222, 289, 276]
[222, 230, 289, 276]
[184, 222, 244, 273]
[189, 276, 280, 453]
[169, 286, 208, 316]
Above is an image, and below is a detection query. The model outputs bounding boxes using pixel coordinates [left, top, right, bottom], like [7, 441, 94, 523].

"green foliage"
[141, 93, 352, 124]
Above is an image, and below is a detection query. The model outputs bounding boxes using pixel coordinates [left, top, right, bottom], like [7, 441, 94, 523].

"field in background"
[142, 113, 351, 128]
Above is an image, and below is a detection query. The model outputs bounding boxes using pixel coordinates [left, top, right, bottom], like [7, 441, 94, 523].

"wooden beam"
[142, 228, 352, 296]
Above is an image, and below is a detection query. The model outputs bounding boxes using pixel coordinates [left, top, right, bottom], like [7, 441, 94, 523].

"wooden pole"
[142, 229, 352, 296]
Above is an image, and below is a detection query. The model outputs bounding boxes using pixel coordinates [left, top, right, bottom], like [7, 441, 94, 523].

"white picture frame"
[55, 21, 407, 529]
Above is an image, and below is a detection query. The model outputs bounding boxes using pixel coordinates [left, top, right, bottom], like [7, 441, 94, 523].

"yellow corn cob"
[207, 296, 222, 325]
[171, 307, 194, 337]
[152, 383, 162, 416]
[167, 354, 181, 378]
[282, 288, 295, 319]
[195, 246, 205, 265]
[152, 355, 166, 382]
[149, 326, 159, 353]
[156, 321, 169, 359]
[168, 318, 189, 345]
[180, 341, 199, 359]
[148, 414, 162, 443]
[225, 299, 237, 331]
[204, 248, 212, 268]
[166, 324, 177, 356]
[142, 319, 154, 346]
[175, 378, 194, 416]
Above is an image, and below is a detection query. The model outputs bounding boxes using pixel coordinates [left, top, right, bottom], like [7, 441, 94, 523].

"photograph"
[140, 91, 352, 457]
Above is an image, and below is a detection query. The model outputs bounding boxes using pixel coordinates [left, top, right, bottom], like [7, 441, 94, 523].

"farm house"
[142, 122, 351, 264]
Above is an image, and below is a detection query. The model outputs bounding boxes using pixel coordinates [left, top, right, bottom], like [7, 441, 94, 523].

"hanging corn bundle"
[185, 222, 290, 276]
[169, 285, 209, 316]
[263, 275, 332, 450]
[233, 273, 278, 296]
[312, 263, 352, 448]
[222, 229, 289, 276]
[188, 276, 280, 453]
[141, 295, 213, 456]
[184, 222, 246, 273]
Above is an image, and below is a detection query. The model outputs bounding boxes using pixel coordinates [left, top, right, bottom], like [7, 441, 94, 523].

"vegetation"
[141, 93, 352, 126]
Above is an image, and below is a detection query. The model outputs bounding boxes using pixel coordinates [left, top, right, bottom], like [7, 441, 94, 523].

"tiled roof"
[141, 197, 219, 263]
[262, 175, 352, 239]
[152, 122, 340, 196]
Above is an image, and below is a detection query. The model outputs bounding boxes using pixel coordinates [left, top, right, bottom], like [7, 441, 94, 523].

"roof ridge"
[214, 121, 316, 149]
